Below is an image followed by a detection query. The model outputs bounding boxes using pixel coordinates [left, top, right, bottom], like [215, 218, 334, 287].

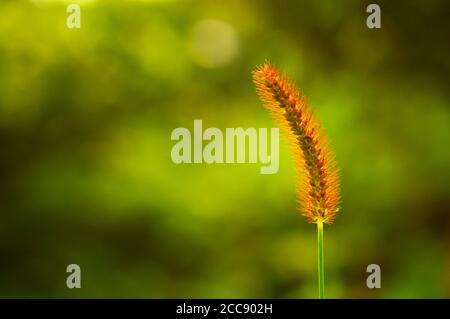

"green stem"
[317, 220, 324, 299]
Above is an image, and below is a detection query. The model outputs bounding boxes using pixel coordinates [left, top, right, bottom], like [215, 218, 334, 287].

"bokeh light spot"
[189, 19, 239, 68]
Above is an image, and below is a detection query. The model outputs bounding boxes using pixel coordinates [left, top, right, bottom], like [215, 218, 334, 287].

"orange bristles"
[252, 63, 340, 224]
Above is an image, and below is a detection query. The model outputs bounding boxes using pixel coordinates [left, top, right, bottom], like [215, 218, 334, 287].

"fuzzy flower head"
[253, 63, 340, 224]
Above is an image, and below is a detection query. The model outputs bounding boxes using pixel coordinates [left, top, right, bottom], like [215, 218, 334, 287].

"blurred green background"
[0, 0, 449, 298]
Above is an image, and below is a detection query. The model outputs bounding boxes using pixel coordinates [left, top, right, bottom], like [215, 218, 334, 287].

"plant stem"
[317, 220, 324, 299]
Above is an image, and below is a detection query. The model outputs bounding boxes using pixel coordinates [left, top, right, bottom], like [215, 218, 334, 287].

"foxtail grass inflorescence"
[252, 63, 341, 298]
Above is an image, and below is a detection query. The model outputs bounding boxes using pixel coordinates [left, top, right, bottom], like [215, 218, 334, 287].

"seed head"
[253, 63, 340, 224]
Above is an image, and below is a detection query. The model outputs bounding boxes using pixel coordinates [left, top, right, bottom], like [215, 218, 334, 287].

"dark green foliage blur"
[0, 0, 449, 298]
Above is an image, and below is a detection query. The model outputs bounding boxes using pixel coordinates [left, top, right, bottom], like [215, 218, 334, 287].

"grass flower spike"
[252, 63, 341, 298]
